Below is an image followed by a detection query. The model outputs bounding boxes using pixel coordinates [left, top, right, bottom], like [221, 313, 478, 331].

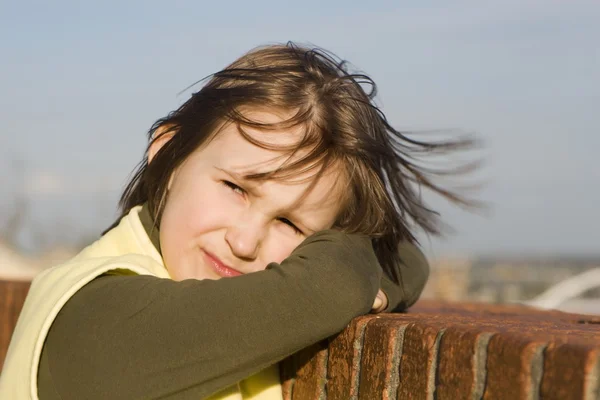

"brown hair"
[118, 42, 478, 284]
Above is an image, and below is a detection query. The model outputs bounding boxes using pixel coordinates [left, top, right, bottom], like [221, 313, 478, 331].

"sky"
[0, 0, 598, 257]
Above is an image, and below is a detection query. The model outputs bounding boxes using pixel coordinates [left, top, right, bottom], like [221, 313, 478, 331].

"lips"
[203, 251, 243, 278]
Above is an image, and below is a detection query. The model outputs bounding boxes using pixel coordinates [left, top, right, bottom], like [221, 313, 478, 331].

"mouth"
[203, 250, 243, 278]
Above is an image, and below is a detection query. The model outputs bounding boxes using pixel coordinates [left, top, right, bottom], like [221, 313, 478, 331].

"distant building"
[469, 257, 600, 303]
[422, 257, 472, 301]
[423, 255, 600, 308]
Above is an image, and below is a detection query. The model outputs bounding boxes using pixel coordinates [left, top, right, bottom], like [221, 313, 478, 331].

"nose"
[224, 211, 266, 261]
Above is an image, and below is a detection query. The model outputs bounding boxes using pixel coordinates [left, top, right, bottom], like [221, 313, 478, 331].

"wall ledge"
[280, 301, 600, 399]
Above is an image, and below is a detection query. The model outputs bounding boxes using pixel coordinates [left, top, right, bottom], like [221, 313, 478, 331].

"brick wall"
[0, 280, 30, 369]
[280, 302, 600, 400]
[1, 280, 599, 399]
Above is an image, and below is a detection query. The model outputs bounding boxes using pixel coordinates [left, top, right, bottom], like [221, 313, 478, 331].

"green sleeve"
[379, 241, 430, 312]
[37, 230, 381, 400]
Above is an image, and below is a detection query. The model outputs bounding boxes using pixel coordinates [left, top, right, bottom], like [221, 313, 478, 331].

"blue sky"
[1, 0, 598, 256]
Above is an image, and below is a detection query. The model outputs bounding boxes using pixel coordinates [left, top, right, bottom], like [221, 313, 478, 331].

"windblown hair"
[119, 42, 477, 285]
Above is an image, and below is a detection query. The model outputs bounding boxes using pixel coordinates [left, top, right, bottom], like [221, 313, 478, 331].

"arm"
[377, 241, 430, 312]
[38, 230, 381, 400]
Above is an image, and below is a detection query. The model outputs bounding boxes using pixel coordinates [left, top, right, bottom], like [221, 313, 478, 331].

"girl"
[0, 43, 471, 399]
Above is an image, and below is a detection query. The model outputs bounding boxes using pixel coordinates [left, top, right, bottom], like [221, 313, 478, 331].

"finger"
[371, 289, 387, 313]
[372, 296, 383, 311]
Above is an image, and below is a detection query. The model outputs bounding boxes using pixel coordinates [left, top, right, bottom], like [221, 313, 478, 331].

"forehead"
[202, 110, 346, 217]
[216, 109, 303, 147]
[207, 110, 319, 178]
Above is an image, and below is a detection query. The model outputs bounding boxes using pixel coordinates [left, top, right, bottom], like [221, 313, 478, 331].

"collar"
[138, 204, 162, 255]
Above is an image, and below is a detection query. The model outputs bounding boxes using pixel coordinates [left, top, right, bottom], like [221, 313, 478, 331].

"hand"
[371, 289, 388, 313]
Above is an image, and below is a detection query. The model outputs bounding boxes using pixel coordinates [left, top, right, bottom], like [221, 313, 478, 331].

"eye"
[222, 180, 245, 196]
[278, 217, 304, 235]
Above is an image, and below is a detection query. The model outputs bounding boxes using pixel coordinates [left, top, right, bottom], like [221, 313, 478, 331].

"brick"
[397, 321, 445, 400]
[541, 340, 600, 400]
[0, 280, 30, 369]
[279, 341, 328, 400]
[280, 371, 293, 400]
[357, 317, 408, 400]
[326, 315, 376, 400]
[280, 354, 295, 400]
[436, 326, 493, 400]
[292, 341, 328, 400]
[484, 332, 546, 400]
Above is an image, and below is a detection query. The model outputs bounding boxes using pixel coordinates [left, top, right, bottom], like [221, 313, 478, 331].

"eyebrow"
[214, 167, 263, 198]
[214, 166, 320, 234]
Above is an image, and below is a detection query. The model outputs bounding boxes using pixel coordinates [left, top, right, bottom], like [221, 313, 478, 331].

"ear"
[148, 125, 176, 164]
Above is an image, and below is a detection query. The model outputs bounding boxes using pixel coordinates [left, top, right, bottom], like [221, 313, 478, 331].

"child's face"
[154, 111, 344, 281]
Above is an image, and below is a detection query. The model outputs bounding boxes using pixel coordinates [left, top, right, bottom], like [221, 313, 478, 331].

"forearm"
[39, 231, 381, 400]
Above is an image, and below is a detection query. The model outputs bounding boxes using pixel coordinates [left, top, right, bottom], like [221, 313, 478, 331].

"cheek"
[161, 180, 231, 247]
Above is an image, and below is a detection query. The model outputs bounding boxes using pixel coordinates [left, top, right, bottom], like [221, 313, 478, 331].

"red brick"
[280, 354, 295, 400]
[280, 372, 293, 400]
[541, 340, 600, 400]
[397, 322, 445, 399]
[357, 317, 409, 400]
[279, 341, 328, 400]
[483, 332, 546, 400]
[295, 341, 328, 400]
[436, 326, 493, 400]
[0, 280, 30, 369]
[326, 315, 376, 400]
